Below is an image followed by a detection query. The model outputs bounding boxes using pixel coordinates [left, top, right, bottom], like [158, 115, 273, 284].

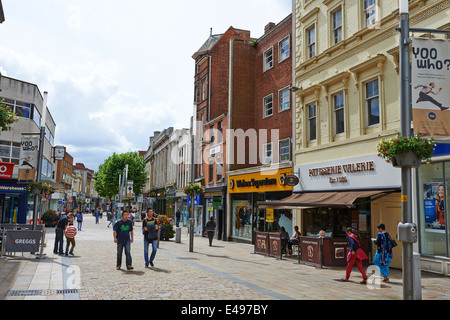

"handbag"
[147, 225, 158, 241]
[387, 232, 397, 248]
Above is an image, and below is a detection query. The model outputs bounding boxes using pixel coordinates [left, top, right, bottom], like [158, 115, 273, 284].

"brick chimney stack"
[264, 22, 276, 34]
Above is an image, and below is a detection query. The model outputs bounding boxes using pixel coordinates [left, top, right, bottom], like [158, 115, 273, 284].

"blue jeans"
[116, 241, 132, 267]
[144, 238, 157, 266]
[77, 221, 82, 230]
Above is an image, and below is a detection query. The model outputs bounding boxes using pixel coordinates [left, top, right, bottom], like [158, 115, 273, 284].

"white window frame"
[307, 102, 317, 142]
[279, 87, 291, 112]
[279, 138, 290, 163]
[307, 25, 316, 59]
[333, 91, 345, 136]
[263, 94, 274, 118]
[363, 0, 376, 27]
[263, 47, 274, 72]
[278, 36, 290, 63]
[365, 78, 380, 127]
[332, 7, 343, 45]
[263, 142, 273, 165]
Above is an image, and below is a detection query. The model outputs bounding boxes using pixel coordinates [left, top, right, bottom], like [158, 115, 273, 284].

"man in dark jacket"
[53, 212, 73, 255]
[206, 216, 216, 246]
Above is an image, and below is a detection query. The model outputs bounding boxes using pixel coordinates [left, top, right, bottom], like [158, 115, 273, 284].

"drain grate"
[7, 289, 78, 297]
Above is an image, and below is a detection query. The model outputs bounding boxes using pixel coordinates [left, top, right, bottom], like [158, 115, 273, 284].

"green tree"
[94, 152, 146, 201]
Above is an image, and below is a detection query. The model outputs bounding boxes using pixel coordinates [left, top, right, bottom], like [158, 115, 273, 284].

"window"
[365, 79, 379, 126]
[279, 139, 290, 162]
[332, 8, 343, 44]
[210, 125, 214, 143]
[307, 25, 316, 58]
[32, 107, 41, 127]
[279, 36, 290, 62]
[279, 88, 290, 112]
[363, 0, 376, 27]
[45, 126, 55, 146]
[264, 94, 273, 118]
[333, 92, 345, 135]
[42, 157, 52, 177]
[0, 141, 20, 165]
[217, 121, 223, 143]
[263, 143, 273, 165]
[202, 79, 208, 101]
[264, 47, 273, 71]
[308, 103, 317, 141]
[1, 98, 32, 120]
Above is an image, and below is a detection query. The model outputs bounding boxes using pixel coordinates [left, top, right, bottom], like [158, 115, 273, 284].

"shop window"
[418, 162, 448, 257]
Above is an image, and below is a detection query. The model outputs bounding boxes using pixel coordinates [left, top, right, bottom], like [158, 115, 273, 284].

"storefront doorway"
[0, 193, 20, 223]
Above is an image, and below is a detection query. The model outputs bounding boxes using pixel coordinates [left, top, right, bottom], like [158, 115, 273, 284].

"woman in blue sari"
[372, 223, 392, 282]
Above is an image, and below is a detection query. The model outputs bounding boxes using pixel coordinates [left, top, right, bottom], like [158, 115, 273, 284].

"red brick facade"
[192, 15, 292, 183]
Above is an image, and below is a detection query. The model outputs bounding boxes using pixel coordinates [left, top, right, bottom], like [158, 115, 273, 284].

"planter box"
[392, 151, 421, 168]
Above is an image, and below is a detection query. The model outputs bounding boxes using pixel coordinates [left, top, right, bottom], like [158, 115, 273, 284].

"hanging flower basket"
[377, 134, 436, 168]
[26, 182, 52, 195]
[183, 183, 205, 196]
[0, 100, 19, 132]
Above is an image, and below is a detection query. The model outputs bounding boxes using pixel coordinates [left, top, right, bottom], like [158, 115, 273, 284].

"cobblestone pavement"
[0, 215, 449, 301]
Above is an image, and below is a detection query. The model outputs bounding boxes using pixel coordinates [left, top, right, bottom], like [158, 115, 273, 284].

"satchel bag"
[387, 232, 397, 248]
[147, 224, 158, 241]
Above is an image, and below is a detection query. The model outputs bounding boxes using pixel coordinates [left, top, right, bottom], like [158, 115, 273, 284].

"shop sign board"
[0, 162, 14, 179]
[228, 167, 293, 194]
[254, 232, 269, 255]
[300, 237, 321, 266]
[294, 154, 400, 192]
[412, 38, 450, 139]
[4, 230, 41, 253]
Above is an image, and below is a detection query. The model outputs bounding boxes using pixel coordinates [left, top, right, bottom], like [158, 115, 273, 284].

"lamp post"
[32, 91, 48, 231]
[398, 0, 419, 300]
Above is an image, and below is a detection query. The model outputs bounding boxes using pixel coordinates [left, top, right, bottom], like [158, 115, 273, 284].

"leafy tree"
[94, 152, 146, 201]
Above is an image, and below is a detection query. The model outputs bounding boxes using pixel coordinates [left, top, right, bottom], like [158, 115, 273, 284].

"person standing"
[64, 222, 77, 256]
[371, 223, 393, 282]
[53, 212, 73, 255]
[206, 216, 216, 246]
[113, 211, 134, 270]
[143, 209, 158, 267]
[342, 227, 368, 284]
[76, 210, 83, 231]
[175, 209, 181, 228]
[95, 208, 100, 224]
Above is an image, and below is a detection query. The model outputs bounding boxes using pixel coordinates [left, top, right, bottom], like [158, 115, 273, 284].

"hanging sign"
[412, 38, 450, 139]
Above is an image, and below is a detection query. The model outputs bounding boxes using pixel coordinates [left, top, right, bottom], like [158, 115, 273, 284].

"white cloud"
[0, 0, 292, 171]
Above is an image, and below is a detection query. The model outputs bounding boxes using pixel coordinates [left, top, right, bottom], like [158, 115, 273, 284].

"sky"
[0, 0, 292, 172]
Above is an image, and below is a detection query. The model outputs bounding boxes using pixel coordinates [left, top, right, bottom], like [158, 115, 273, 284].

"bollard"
[157, 228, 161, 249]
[175, 227, 181, 243]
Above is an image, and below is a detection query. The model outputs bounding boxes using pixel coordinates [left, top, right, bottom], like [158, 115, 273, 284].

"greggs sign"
[0, 162, 15, 180]
[228, 168, 293, 194]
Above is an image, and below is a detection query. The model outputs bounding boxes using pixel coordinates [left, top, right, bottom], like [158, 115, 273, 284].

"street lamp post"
[398, 0, 420, 300]
[32, 91, 48, 231]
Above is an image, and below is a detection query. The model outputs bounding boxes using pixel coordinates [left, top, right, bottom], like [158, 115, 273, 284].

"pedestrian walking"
[107, 211, 116, 228]
[113, 211, 134, 270]
[205, 216, 216, 246]
[95, 208, 100, 224]
[64, 222, 77, 256]
[371, 223, 393, 282]
[342, 227, 368, 284]
[76, 210, 83, 231]
[143, 208, 158, 267]
[176, 209, 181, 227]
[53, 212, 73, 255]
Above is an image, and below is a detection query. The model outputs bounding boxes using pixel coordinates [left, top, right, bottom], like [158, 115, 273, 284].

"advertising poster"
[412, 38, 450, 139]
[19, 136, 39, 169]
[423, 182, 446, 231]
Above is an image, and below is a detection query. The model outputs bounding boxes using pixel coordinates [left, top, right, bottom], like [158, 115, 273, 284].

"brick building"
[192, 14, 293, 243]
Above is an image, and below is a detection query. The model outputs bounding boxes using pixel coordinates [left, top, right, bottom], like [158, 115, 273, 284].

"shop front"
[259, 154, 402, 268]
[227, 166, 293, 243]
[417, 144, 450, 276]
[203, 185, 226, 240]
[0, 180, 29, 224]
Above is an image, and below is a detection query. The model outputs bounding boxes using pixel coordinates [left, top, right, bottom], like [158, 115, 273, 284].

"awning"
[257, 189, 398, 209]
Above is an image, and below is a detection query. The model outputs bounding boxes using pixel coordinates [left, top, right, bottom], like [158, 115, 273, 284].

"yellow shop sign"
[228, 168, 293, 194]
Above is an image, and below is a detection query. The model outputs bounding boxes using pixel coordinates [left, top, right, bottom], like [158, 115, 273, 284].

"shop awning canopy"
[257, 189, 399, 210]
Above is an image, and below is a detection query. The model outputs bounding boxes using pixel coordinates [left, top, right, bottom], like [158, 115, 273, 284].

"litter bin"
[175, 227, 181, 243]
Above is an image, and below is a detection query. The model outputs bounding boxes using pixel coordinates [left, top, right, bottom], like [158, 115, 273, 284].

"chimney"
[264, 22, 276, 34]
